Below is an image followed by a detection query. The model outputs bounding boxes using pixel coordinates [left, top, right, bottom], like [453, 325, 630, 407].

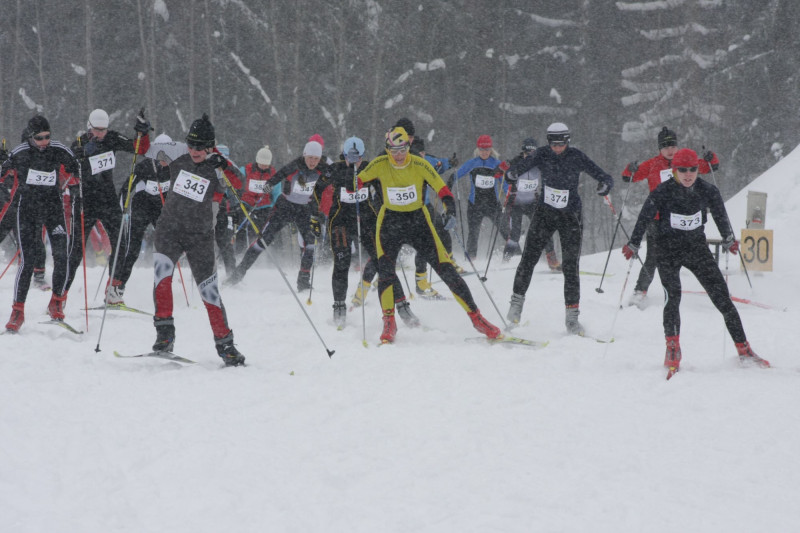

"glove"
[496, 161, 510, 173]
[0, 148, 8, 164]
[448, 154, 459, 168]
[134, 110, 152, 134]
[596, 180, 612, 196]
[442, 213, 457, 231]
[72, 144, 85, 160]
[260, 182, 273, 195]
[722, 234, 739, 255]
[703, 150, 715, 162]
[206, 152, 229, 170]
[622, 174, 631, 183]
[345, 147, 361, 165]
[622, 161, 638, 182]
[309, 214, 323, 237]
[622, 243, 639, 260]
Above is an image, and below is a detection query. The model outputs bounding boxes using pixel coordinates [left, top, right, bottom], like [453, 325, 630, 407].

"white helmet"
[546, 122, 570, 144]
[87, 108, 110, 130]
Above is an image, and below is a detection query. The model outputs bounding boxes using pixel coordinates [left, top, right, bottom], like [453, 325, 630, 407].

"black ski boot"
[153, 317, 175, 352]
[297, 270, 311, 292]
[215, 332, 246, 367]
[333, 301, 346, 329]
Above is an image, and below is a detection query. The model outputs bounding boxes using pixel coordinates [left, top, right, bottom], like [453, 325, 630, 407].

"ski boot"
[297, 270, 311, 292]
[503, 241, 521, 262]
[415, 272, 441, 299]
[215, 332, 246, 367]
[565, 304, 585, 335]
[396, 299, 421, 328]
[351, 280, 371, 308]
[468, 309, 502, 339]
[665, 335, 682, 378]
[105, 279, 125, 305]
[5, 302, 24, 333]
[380, 311, 397, 344]
[333, 301, 346, 329]
[628, 290, 647, 309]
[47, 292, 67, 321]
[507, 293, 525, 324]
[735, 341, 770, 368]
[152, 317, 176, 352]
[546, 250, 561, 271]
[32, 269, 51, 291]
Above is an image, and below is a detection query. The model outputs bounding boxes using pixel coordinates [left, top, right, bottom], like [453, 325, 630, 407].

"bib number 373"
[173, 170, 210, 202]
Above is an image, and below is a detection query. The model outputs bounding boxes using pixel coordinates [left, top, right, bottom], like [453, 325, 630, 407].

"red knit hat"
[476, 135, 493, 149]
[671, 148, 698, 168]
[308, 134, 325, 147]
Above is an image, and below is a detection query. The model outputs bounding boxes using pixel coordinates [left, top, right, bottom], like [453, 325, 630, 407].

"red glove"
[728, 240, 739, 255]
[622, 243, 638, 260]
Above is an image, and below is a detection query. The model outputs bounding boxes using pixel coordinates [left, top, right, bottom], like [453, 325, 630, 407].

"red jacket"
[240, 162, 275, 208]
[623, 152, 718, 193]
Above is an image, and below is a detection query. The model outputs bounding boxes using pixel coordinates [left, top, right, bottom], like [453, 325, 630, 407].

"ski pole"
[352, 160, 367, 347]
[398, 254, 414, 299]
[708, 163, 753, 290]
[449, 214, 508, 329]
[596, 182, 632, 293]
[71, 138, 90, 332]
[482, 180, 511, 281]
[220, 168, 335, 357]
[306, 236, 317, 305]
[95, 126, 144, 352]
[0, 248, 20, 282]
[603, 256, 636, 357]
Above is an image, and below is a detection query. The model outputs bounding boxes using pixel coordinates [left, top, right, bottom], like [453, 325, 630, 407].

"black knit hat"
[410, 137, 425, 153]
[657, 126, 677, 149]
[393, 117, 415, 137]
[186, 113, 215, 148]
[521, 137, 538, 152]
[28, 115, 51, 136]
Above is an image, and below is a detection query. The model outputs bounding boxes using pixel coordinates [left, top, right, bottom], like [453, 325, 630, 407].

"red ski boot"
[468, 309, 502, 339]
[735, 341, 770, 368]
[380, 311, 397, 344]
[665, 335, 681, 379]
[47, 292, 67, 320]
[5, 302, 25, 333]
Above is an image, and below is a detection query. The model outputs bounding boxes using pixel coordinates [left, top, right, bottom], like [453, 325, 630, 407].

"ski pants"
[376, 207, 475, 313]
[633, 219, 659, 293]
[114, 194, 162, 287]
[152, 228, 230, 340]
[12, 195, 69, 303]
[466, 198, 507, 259]
[506, 200, 555, 255]
[512, 206, 583, 306]
[656, 238, 746, 342]
[414, 207, 452, 274]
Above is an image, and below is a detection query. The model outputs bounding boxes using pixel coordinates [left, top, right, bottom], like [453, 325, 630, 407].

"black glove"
[596, 180, 612, 196]
[310, 214, 323, 237]
[259, 182, 273, 195]
[206, 152, 229, 170]
[72, 144, 85, 160]
[622, 174, 631, 183]
[441, 195, 457, 230]
[0, 148, 8, 165]
[624, 161, 638, 180]
[134, 110, 152, 134]
[448, 154, 459, 168]
[703, 150, 715, 162]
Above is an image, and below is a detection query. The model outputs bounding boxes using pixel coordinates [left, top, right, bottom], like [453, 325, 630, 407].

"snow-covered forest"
[1, 0, 797, 252]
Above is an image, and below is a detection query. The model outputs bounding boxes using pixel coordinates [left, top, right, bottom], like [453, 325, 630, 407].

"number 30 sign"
[740, 229, 773, 272]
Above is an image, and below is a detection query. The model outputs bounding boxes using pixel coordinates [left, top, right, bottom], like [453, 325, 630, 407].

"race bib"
[292, 179, 316, 197]
[475, 174, 495, 189]
[517, 178, 538, 193]
[173, 169, 210, 202]
[543, 185, 569, 209]
[659, 168, 673, 183]
[89, 151, 116, 175]
[248, 179, 268, 194]
[26, 168, 57, 187]
[145, 180, 171, 195]
[387, 185, 418, 206]
[670, 211, 702, 231]
[340, 187, 368, 204]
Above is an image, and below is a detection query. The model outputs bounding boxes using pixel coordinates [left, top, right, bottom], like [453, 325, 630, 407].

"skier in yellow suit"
[358, 127, 501, 344]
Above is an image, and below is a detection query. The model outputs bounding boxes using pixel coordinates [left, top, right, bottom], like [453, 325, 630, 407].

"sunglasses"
[187, 141, 208, 151]
[675, 166, 698, 173]
[91, 127, 108, 132]
[549, 141, 567, 146]
[33, 134, 51, 141]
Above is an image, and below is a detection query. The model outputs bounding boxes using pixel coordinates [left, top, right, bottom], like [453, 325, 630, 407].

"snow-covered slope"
[1, 147, 798, 532]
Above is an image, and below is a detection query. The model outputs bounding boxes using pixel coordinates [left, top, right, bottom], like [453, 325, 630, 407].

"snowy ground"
[1, 148, 798, 532]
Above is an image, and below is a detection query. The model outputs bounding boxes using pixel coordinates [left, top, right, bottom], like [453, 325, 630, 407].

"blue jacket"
[455, 156, 504, 204]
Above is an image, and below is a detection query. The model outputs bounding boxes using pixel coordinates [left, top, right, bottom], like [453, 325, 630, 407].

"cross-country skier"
[622, 148, 767, 376]
[505, 122, 614, 335]
[357, 127, 501, 344]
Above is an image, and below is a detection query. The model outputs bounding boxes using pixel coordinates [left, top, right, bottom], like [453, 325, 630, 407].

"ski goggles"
[675, 166, 698, 173]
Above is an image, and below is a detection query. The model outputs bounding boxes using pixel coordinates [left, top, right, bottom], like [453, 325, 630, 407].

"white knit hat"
[303, 141, 322, 157]
[256, 146, 273, 166]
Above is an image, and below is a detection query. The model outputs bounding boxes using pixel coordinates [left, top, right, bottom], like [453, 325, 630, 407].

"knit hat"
[28, 115, 50, 136]
[671, 148, 698, 169]
[658, 126, 678, 149]
[477, 135, 493, 149]
[308, 134, 325, 147]
[186, 113, 215, 149]
[256, 146, 273, 166]
[87, 109, 110, 130]
[410, 137, 425, 153]
[385, 127, 409, 149]
[393, 118, 415, 137]
[521, 137, 537, 152]
[303, 141, 323, 157]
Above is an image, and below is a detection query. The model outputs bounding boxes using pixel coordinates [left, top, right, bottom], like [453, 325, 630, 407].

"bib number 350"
[387, 185, 417, 206]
